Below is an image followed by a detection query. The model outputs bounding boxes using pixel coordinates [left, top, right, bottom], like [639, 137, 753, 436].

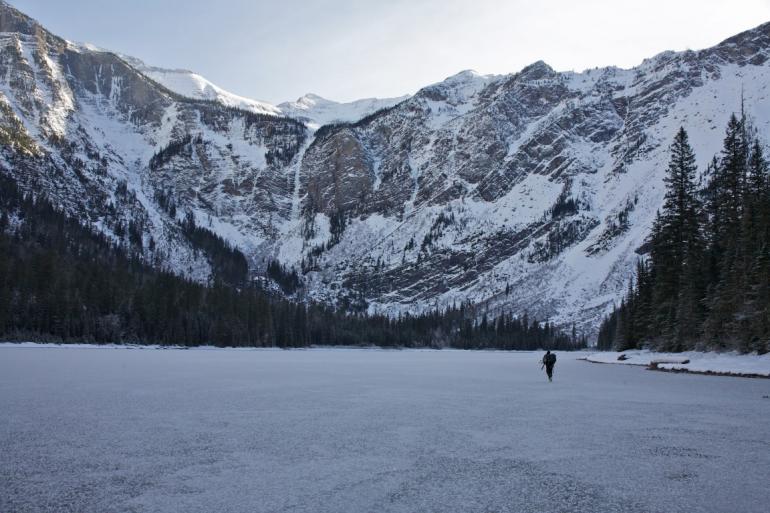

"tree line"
[0, 173, 584, 350]
[598, 112, 769, 354]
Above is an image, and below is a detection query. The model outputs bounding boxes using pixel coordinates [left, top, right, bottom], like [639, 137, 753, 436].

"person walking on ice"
[542, 350, 557, 382]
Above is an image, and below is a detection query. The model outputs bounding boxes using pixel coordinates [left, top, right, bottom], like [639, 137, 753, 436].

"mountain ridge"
[1, 0, 769, 335]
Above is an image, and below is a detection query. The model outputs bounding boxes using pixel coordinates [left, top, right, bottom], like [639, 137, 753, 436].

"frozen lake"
[1, 347, 769, 513]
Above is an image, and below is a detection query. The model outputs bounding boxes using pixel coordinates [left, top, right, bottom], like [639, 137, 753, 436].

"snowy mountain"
[118, 55, 408, 128]
[1, 0, 769, 335]
[118, 55, 283, 117]
[288, 40, 770, 334]
[278, 93, 410, 129]
[0, 1, 307, 283]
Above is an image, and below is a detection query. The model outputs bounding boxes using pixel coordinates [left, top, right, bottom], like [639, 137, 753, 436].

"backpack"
[545, 353, 556, 365]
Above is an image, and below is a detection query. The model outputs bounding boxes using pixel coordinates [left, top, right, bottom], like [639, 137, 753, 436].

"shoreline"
[581, 350, 770, 379]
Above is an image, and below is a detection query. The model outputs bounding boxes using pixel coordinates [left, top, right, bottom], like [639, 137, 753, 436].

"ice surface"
[1, 346, 769, 513]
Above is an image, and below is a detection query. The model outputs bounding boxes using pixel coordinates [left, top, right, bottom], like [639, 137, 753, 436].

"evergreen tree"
[704, 115, 750, 346]
[646, 128, 704, 348]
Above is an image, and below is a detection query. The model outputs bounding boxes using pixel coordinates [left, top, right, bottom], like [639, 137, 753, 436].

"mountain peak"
[717, 20, 770, 46]
[0, 0, 38, 36]
[117, 54, 195, 75]
[418, 69, 496, 103]
[290, 93, 336, 109]
[277, 93, 408, 128]
[0, 1, 64, 49]
[442, 69, 494, 85]
[709, 20, 770, 66]
[115, 55, 282, 116]
[300, 93, 328, 101]
[449, 69, 481, 79]
[519, 60, 555, 78]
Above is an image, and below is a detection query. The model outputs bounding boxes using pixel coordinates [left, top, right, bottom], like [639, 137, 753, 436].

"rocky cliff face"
[285, 25, 770, 334]
[0, 1, 307, 281]
[1, 0, 769, 334]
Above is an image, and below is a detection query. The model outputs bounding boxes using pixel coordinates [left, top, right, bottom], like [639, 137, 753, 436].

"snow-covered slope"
[278, 93, 409, 129]
[2, 0, 769, 336]
[119, 55, 283, 117]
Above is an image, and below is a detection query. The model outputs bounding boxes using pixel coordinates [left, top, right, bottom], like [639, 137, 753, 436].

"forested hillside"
[0, 174, 584, 349]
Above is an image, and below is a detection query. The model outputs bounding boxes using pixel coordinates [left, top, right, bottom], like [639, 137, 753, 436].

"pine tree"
[736, 140, 770, 351]
[666, 129, 705, 348]
[647, 129, 703, 348]
[704, 115, 750, 346]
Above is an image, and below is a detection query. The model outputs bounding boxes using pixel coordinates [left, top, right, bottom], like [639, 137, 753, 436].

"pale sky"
[9, 0, 770, 104]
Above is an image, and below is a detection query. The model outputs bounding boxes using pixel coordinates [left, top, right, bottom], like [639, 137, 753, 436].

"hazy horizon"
[8, 0, 770, 104]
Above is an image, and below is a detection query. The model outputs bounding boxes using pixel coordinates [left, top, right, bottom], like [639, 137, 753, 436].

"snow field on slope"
[137, 68, 282, 117]
[279, 93, 410, 129]
[1, 346, 768, 513]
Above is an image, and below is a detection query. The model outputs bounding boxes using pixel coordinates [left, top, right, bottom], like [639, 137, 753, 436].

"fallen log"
[648, 358, 690, 370]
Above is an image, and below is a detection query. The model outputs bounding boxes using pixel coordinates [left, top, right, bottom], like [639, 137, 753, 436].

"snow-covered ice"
[1, 346, 769, 512]
[585, 350, 770, 377]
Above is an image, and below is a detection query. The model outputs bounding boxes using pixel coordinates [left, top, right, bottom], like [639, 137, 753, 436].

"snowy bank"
[583, 350, 770, 378]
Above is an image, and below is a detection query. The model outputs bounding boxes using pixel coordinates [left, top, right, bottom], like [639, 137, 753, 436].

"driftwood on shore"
[648, 358, 691, 369]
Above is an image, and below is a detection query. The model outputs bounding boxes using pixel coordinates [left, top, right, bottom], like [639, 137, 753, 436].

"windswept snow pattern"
[1, 347, 769, 513]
